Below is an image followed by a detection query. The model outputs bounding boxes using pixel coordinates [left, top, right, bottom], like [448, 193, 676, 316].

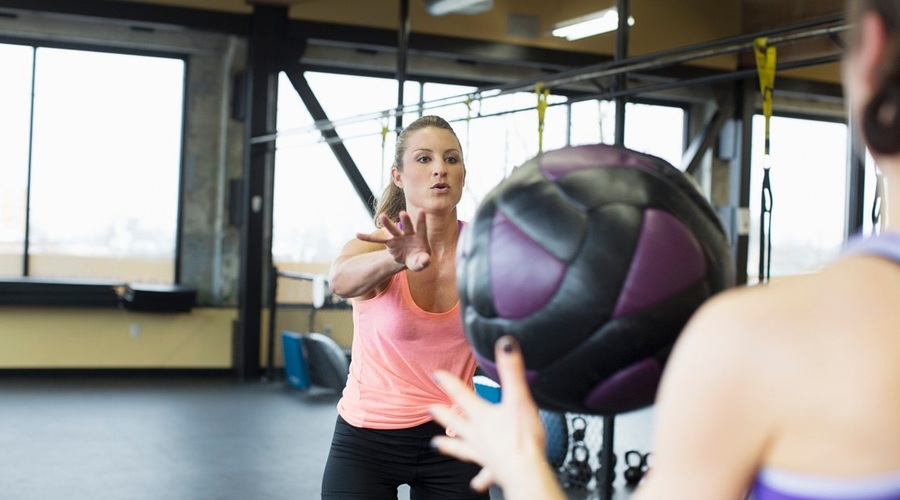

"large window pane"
[624, 103, 685, 168]
[570, 100, 685, 168]
[0, 44, 33, 277]
[570, 99, 616, 147]
[272, 72, 419, 269]
[28, 48, 184, 282]
[748, 115, 848, 280]
[422, 82, 476, 123]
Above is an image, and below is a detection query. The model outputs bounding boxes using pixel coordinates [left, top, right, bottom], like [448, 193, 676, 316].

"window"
[272, 72, 419, 267]
[747, 115, 849, 280]
[272, 73, 686, 269]
[0, 44, 32, 277]
[1, 44, 185, 283]
[569, 100, 685, 168]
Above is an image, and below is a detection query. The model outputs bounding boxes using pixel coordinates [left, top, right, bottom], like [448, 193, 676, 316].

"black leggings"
[321, 415, 490, 500]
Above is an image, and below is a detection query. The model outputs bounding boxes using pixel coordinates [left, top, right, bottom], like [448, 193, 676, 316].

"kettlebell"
[563, 443, 593, 489]
[624, 450, 650, 486]
[571, 416, 587, 442]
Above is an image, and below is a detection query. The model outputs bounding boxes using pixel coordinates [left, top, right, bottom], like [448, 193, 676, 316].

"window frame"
[0, 37, 190, 303]
[746, 109, 852, 281]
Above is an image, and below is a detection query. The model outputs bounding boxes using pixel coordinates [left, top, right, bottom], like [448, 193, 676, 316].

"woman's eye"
[446, 157, 459, 164]
[417, 156, 430, 163]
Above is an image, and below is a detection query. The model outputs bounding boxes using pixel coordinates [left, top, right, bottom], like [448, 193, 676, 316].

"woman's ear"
[391, 167, 402, 189]
[858, 12, 889, 92]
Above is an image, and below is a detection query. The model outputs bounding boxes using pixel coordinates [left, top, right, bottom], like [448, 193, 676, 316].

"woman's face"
[393, 126, 466, 215]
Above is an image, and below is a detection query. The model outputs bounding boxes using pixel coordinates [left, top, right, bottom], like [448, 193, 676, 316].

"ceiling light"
[424, 0, 494, 16]
[551, 7, 635, 41]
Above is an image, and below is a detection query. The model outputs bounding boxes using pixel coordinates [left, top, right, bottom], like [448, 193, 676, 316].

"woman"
[429, 1, 900, 498]
[321, 115, 488, 500]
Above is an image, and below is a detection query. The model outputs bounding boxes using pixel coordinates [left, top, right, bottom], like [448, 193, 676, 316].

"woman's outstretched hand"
[430, 336, 565, 499]
[357, 211, 431, 272]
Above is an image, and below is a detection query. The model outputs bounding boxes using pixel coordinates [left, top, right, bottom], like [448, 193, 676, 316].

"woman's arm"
[634, 293, 771, 500]
[431, 292, 773, 500]
[329, 211, 431, 299]
[430, 336, 566, 500]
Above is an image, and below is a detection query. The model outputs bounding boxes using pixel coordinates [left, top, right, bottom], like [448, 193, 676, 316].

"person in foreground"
[430, 1, 900, 498]
[322, 115, 488, 499]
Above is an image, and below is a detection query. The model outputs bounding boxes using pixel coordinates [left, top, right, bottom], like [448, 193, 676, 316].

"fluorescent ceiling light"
[424, 0, 494, 16]
[551, 7, 635, 41]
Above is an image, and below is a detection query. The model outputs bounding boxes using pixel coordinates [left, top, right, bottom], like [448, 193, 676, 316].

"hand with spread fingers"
[430, 336, 567, 500]
[357, 210, 432, 272]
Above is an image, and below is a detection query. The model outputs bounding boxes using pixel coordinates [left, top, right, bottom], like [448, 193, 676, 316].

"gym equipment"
[266, 267, 348, 382]
[562, 443, 593, 490]
[457, 143, 734, 414]
[560, 416, 593, 491]
[540, 409, 569, 470]
[571, 415, 587, 442]
[623, 450, 651, 486]
[473, 374, 501, 402]
[281, 330, 349, 392]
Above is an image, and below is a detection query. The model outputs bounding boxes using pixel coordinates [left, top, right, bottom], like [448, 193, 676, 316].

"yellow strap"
[754, 37, 776, 156]
[380, 113, 389, 178]
[380, 113, 389, 145]
[536, 83, 550, 153]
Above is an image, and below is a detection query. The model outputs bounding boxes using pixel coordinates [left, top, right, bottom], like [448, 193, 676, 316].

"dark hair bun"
[863, 78, 900, 155]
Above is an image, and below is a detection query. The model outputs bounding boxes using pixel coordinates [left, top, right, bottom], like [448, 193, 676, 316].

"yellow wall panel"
[0, 307, 236, 368]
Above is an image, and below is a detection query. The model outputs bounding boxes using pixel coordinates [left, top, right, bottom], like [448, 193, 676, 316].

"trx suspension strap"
[380, 112, 390, 183]
[872, 169, 885, 236]
[754, 37, 776, 284]
[536, 83, 550, 154]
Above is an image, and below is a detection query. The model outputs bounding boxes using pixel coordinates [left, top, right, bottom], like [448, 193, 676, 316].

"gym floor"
[0, 374, 652, 500]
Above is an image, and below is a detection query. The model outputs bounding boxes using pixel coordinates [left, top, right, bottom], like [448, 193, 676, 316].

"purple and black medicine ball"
[457, 144, 734, 415]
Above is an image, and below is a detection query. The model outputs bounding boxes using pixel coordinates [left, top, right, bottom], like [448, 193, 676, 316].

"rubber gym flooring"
[0, 374, 652, 499]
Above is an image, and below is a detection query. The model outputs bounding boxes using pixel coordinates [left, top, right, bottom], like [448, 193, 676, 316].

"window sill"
[0, 278, 196, 312]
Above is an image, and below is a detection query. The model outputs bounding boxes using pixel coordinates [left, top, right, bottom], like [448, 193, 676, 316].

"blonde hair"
[372, 115, 462, 227]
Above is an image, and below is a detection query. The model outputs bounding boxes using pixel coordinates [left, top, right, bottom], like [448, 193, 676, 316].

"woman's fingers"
[406, 252, 431, 271]
[413, 210, 427, 237]
[433, 370, 487, 417]
[430, 434, 479, 464]
[381, 214, 404, 236]
[355, 232, 385, 244]
[428, 402, 460, 431]
[470, 467, 495, 492]
[493, 336, 532, 408]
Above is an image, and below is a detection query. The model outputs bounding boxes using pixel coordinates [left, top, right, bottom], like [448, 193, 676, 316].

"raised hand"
[357, 210, 432, 272]
[430, 337, 563, 498]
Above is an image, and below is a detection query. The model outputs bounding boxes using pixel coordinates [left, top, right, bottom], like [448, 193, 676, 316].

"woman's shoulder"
[694, 268, 855, 327]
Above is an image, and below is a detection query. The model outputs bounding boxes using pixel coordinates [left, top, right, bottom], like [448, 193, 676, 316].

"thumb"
[406, 252, 431, 271]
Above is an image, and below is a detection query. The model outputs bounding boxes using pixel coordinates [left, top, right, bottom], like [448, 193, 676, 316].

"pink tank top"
[337, 271, 478, 429]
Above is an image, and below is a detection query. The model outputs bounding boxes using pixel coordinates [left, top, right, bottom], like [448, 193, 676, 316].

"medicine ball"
[456, 144, 734, 415]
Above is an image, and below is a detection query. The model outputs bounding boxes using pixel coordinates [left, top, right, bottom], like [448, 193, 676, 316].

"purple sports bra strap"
[844, 231, 900, 264]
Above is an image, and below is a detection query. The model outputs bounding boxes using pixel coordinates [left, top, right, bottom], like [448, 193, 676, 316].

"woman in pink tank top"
[321, 115, 488, 500]
[428, 2, 900, 499]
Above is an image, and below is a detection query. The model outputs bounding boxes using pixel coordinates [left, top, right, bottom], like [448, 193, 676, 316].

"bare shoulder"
[684, 271, 836, 343]
[643, 285, 791, 497]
